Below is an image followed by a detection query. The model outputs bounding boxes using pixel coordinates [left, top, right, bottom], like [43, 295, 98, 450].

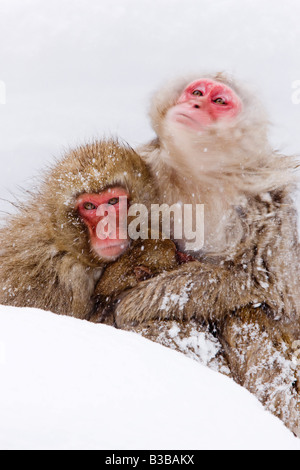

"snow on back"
[0, 305, 299, 450]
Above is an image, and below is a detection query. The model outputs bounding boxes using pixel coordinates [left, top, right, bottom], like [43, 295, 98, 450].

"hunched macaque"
[112, 74, 300, 436]
[0, 136, 222, 372]
[0, 139, 160, 319]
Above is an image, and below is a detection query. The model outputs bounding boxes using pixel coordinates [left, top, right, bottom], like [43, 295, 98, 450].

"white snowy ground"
[1, 0, 300, 451]
[0, 306, 299, 450]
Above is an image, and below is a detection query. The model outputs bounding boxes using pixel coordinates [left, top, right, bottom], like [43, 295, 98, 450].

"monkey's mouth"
[172, 112, 206, 131]
[170, 106, 213, 130]
[174, 113, 196, 124]
[94, 240, 130, 261]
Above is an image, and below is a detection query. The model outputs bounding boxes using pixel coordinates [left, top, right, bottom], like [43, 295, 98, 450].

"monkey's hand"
[176, 251, 197, 264]
[92, 238, 180, 323]
[95, 238, 179, 299]
[114, 261, 254, 328]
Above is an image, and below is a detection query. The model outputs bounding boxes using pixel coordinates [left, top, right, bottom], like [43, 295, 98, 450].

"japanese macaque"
[112, 74, 300, 436]
[0, 139, 160, 319]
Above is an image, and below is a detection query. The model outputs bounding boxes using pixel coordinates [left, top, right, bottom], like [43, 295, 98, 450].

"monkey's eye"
[192, 90, 203, 96]
[213, 97, 227, 105]
[108, 197, 119, 205]
[83, 202, 97, 210]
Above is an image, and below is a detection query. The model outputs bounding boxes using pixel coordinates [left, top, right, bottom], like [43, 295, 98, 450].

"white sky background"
[0, 0, 299, 212]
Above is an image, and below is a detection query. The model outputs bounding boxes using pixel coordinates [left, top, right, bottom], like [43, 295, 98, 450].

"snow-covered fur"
[114, 74, 300, 437]
[0, 140, 156, 319]
[118, 73, 300, 327]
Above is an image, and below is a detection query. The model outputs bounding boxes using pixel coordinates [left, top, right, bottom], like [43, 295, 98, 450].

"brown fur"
[113, 74, 300, 435]
[114, 188, 300, 330]
[220, 306, 300, 437]
[0, 139, 157, 319]
[91, 237, 180, 323]
[125, 319, 232, 376]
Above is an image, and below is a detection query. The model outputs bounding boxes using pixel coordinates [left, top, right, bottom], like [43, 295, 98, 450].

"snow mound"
[0, 305, 299, 450]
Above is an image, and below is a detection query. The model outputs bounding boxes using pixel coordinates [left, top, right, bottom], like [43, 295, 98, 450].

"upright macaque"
[115, 74, 300, 329]
[111, 74, 300, 436]
[0, 139, 162, 319]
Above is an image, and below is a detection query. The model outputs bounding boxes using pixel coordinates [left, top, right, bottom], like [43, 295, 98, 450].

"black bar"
[99, 451, 205, 465]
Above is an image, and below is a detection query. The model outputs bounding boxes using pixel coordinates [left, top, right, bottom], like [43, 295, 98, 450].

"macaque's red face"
[168, 79, 242, 131]
[76, 187, 130, 261]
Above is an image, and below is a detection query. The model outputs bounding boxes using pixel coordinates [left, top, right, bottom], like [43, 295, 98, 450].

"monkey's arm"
[114, 247, 299, 330]
[0, 245, 101, 319]
[95, 238, 179, 299]
[114, 260, 255, 326]
[0, 213, 101, 319]
[115, 194, 300, 329]
[90, 238, 181, 323]
[57, 254, 102, 319]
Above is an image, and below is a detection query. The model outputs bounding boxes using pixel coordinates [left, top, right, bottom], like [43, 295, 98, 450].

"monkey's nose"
[191, 101, 203, 109]
[186, 100, 203, 110]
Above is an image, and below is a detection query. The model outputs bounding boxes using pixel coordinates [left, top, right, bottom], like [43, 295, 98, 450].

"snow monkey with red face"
[112, 73, 300, 436]
[0, 140, 180, 320]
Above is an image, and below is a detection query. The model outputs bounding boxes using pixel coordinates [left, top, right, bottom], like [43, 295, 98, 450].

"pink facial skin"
[76, 187, 130, 261]
[168, 79, 243, 131]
